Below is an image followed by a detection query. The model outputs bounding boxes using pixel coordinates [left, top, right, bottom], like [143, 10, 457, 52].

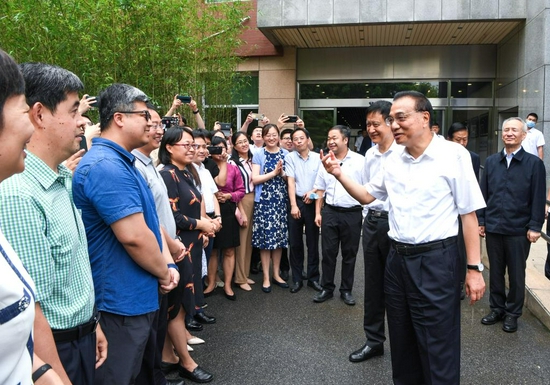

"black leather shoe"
[481, 310, 504, 325]
[341, 292, 356, 306]
[178, 365, 213, 383]
[167, 379, 185, 385]
[349, 343, 384, 362]
[313, 289, 334, 303]
[280, 270, 289, 281]
[185, 319, 203, 332]
[273, 279, 289, 289]
[224, 291, 237, 301]
[290, 282, 303, 293]
[502, 315, 518, 333]
[307, 280, 323, 292]
[194, 312, 216, 324]
[262, 285, 272, 293]
[161, 361, 179, 374]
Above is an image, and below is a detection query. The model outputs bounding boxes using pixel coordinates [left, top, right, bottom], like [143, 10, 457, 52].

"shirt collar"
[500, 147, 524, 160]
[25, 151, 73, 190]
[131, 149, 152, 166]
[92, 137, 135, 164]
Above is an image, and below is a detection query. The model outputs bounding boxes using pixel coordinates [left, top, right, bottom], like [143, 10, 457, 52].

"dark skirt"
[213, 200, 241, 249]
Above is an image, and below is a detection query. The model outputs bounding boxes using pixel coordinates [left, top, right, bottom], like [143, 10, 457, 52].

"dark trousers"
[486, 232, 531, 317]
[362, 213, 390, 346]
[56, 329, 96, 385]
[281, 247, 290, 273]
[136, 294, 168, 385]
[95, 311, 156, 385]
[320, 206, 362, 293]
[385, 241, 460, 385]
[289, 198, 320, 283]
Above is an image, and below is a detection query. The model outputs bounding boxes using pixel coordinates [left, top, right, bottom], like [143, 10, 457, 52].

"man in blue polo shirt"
[73, 83, 179, 384]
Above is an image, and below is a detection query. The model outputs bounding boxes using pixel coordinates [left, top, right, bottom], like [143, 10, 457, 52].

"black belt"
[324, 203, 362, 213]
[391, 236, 457, 256]
[52, 312, 100, 343]
[367, 209, 388, 219]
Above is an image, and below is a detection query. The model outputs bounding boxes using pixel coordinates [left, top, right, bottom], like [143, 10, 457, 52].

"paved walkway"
[186, 237, 550, 385]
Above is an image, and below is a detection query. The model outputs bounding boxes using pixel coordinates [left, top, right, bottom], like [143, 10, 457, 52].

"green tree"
[0, 0, 251, 123]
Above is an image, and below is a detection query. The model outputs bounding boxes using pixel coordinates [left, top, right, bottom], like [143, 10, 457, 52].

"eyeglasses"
[385, 111, 420, 126]
[281, 136, 292, 141]
[151, 123, 166, 130]
[115, 110, 152, 121]
[234, 140, 249, 146]
[172, 143, 199, 150]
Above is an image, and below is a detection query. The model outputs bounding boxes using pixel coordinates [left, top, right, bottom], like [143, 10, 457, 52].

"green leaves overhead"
[0, 0, 250, 119]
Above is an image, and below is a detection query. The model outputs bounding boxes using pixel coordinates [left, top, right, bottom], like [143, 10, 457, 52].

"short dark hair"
[328, 125, 351, 139]
[19, 62, 83, 114]
[262, 123, 279, 137]
[194, 128, 212, 140]
[211, 135, 227, 149]
[192, 129, 206, 142]
[291, 127, 310, 140]
[97, 83, 148, 131]
[446, 122, 468, 140]
[280, 128, 293, 139]
[527, 112, 538, 121]
[0, 50, 25, 131]
[146, 102, 157, 111]
[393, 90, 434, 127]
[366, 100, 392, 120]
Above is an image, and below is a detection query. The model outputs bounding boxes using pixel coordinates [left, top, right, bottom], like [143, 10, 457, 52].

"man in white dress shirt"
[321, 91, 486, 385]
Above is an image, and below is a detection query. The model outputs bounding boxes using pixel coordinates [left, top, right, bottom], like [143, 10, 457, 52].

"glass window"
[299, 82, 447, 99]
[450, 81, 492, 99]
[300, 109, 335, 149]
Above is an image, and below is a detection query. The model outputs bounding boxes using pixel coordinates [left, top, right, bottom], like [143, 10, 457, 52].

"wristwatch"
[467, 263, 484, 272]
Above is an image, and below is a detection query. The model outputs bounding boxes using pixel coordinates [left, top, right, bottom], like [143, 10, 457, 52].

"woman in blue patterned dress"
[252, 124, 289, 292]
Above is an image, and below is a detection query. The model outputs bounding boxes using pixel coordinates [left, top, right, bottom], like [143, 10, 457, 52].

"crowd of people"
[0, 45, 548, 385]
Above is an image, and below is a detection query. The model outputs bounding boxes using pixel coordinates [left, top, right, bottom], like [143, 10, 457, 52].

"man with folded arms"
[0, 63, 107, 385]
[321, 91, 485, 384]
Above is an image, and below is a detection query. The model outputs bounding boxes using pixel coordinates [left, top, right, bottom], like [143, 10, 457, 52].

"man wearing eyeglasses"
[73, 84, 179, 384]
[321, 91, 486, 385]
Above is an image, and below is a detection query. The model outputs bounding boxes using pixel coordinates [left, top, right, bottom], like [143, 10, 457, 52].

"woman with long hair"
[230, 131, 256, 291]
[251, 124, 290, 292]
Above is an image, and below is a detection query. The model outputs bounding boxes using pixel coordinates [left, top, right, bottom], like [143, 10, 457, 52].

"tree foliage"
[0, 0, 251, 123]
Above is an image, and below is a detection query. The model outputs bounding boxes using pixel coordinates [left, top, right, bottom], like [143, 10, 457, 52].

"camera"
[161, 116, 179, 129]
[207, 146, 223, 155]
[176, 95, 192, 103]
[89, 96, 98, 108]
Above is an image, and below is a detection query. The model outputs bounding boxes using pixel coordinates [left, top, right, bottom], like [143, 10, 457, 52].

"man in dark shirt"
[446, 122, 480, 181]
[478, 117, 546, 333]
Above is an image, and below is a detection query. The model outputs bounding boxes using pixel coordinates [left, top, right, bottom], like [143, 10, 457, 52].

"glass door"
[299, 108, 336, 150]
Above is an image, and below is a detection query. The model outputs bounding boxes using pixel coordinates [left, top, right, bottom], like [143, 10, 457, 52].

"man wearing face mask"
[521, 112, 544, 159]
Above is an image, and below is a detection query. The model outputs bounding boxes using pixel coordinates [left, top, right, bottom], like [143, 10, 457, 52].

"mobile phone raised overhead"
[286, 115, 298, 123]
[176, 95, 192, 103]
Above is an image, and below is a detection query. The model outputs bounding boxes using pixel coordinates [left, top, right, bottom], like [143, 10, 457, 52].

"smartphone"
[219, 123, 231, 137]
[176, 95, 192, 103]
[250, 113, 264, 120]
[286, 115, 298, 123]
[207, 146, 223, 155]
[89, 96, 98, 108]
[78, 135, 88, 152]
